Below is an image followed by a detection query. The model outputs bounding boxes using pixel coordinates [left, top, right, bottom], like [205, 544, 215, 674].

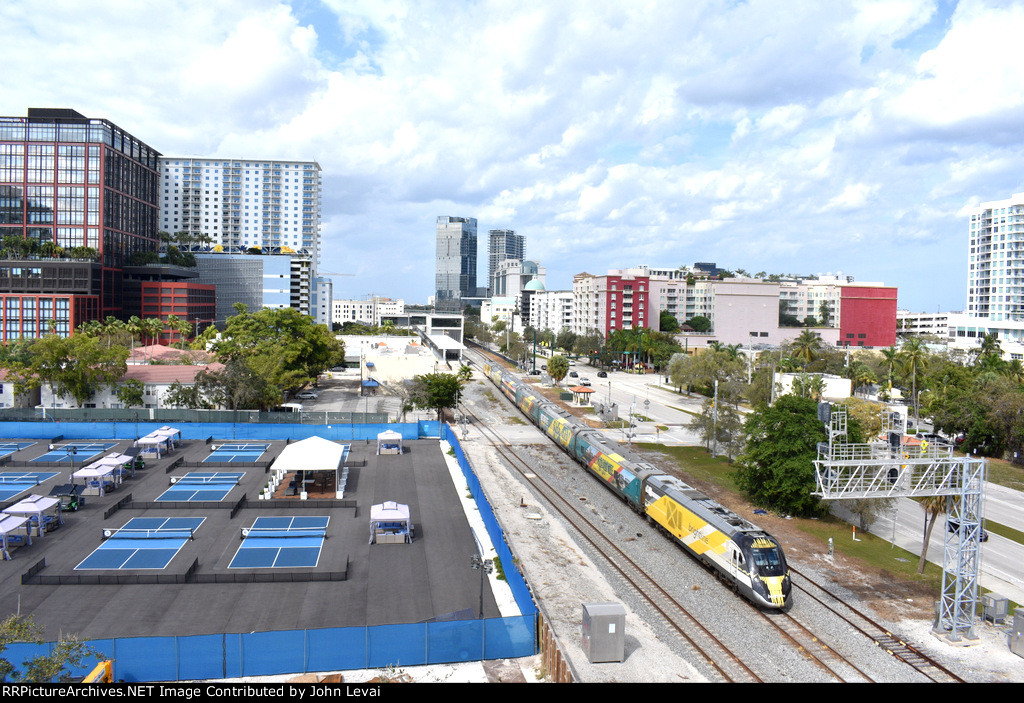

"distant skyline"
[3, 0, 1022, 313]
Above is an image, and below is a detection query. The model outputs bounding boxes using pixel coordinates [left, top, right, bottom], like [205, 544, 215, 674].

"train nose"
[758, 576, 788, 607]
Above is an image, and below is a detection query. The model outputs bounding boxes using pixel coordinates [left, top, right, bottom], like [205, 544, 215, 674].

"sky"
[3, 0, 1023, 313]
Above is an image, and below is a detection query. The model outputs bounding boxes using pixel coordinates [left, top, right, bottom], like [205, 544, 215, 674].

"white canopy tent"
[94, 453, 134, 479]
[272, 436, 350, 499]
[154, 427, 182, 448]
[72, 464, 119, 496]
[3, 494, 63, 536]
[136, 433, 172, 458]
[369, 501, 413, 544]
[376, 430, 404, 455]
[0, 514, 31, 559]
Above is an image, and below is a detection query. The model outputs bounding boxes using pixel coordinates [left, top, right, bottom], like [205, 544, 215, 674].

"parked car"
[569, 371, 578, 378]
[296, 390, 319, 400]
[597, 371, 608, 378]
[580, 377, 591, 386]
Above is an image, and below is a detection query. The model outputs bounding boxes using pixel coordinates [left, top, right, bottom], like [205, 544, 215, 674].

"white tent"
[376, 430, 404, 455]
[369, 501, 413, 544]
[95, 453, 134, 479]
[154, 427, 182, 447]
[272, 436, 350, 499]
[0, 514, 31, 559]
[3, 494, 62, 536]
[136, 433, 172, 458]
[73, 464, 119, 496]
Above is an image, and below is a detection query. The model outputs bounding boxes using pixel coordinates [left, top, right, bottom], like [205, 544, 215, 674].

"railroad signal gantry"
[812, 403, 987, 643]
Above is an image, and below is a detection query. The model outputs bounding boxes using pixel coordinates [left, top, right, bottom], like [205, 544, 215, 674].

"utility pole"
[711, 379, 719, 457]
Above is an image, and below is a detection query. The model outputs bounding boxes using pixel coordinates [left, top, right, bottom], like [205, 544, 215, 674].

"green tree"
[736, 395, 827, 517]
[23, 334, 128, 406]
[547, 355, 570, 386]
[409, 372, 464, 421]
[659, 310, 680, 333]
[1, 615, 98, 682]
[684, 315, 712, 333]
[554, 327, 578, 353]
[163, 380, 208, 410]
[114, 379, 145, 408]
[688, 397, 744, 459]
[213, 306, 344, 397]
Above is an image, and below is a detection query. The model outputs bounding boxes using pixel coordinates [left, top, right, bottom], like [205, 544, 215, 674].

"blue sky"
[3, 0, 1023, 313]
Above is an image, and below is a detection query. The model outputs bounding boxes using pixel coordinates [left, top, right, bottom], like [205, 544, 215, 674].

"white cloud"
[1, 0, 1016, 312]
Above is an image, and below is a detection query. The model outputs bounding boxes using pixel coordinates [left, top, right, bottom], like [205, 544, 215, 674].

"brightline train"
[482, 360, 792, 610]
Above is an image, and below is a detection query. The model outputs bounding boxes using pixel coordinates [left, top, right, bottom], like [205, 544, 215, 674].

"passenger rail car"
[481, 361, 792, 610]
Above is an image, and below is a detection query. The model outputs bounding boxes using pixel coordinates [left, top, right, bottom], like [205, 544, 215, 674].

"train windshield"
[750, 546, 786, 577]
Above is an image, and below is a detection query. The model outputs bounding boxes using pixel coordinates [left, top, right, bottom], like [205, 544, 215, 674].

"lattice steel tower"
[812, 404, 986, 641]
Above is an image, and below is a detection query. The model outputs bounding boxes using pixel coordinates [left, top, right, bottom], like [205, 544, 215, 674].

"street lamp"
[469, 554, 493, 619]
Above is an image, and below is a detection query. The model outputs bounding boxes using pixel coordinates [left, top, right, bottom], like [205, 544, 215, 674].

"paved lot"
[0, 436, 499, 640]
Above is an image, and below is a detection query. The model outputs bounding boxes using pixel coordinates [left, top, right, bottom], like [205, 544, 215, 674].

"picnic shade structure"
[376, 430, 404, 455]
[569, 386, 596, 405]
[3, 494, 63, 536]
[369, 501, 413, 544]
[0, 513, 31, 559]
[271, 436, 348, 499]
[72, 463, 119, 496]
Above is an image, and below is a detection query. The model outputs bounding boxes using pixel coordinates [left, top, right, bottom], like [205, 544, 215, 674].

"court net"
[102, 527, 195, 541]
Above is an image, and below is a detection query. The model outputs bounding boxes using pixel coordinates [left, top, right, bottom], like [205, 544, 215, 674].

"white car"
[296, 390, 319, 400]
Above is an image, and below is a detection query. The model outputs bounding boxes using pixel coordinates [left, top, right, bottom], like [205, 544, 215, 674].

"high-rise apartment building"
[435, 216, 477, 312]
[0, 108, 161, 339]
[157, 158, 322, 257]
[488, 229, 524, 289]
[953, 192, 1024, 358]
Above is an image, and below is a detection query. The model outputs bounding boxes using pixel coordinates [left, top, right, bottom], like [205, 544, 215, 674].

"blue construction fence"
[1, 422, 539, 681]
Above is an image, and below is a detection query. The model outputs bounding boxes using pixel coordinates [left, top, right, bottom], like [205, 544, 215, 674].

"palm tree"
[850, 363, 877, 398]
[917, 495, 951, 574]
[899, 338, 929, 423]
[1001, 359, 1024, 385]
[975, 332, 1002, 365]
[791, 330, 822, 367]
[879, 346, 899, 393]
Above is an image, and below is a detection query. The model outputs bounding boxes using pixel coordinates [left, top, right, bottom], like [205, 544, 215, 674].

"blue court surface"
[0, 471, 59, 501]
[229, 516, 328, 569]
[204, 443, 270, 463]
[0, 442, 35, 458]
[157, 472, 244, 502]
[75, 517, 205, 571]
[31, 442, 118, 463]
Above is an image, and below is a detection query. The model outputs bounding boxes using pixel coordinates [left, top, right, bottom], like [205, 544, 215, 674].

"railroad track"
[788, 565, 966, 683]
[463, 349, 965, 683]
[465, 403, 763, 682]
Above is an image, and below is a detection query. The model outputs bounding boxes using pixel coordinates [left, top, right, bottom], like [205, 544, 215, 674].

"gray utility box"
[582, 602, 625, 664]
[982, 593, 1009, 624]
[1009, 609, 1024, 659]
